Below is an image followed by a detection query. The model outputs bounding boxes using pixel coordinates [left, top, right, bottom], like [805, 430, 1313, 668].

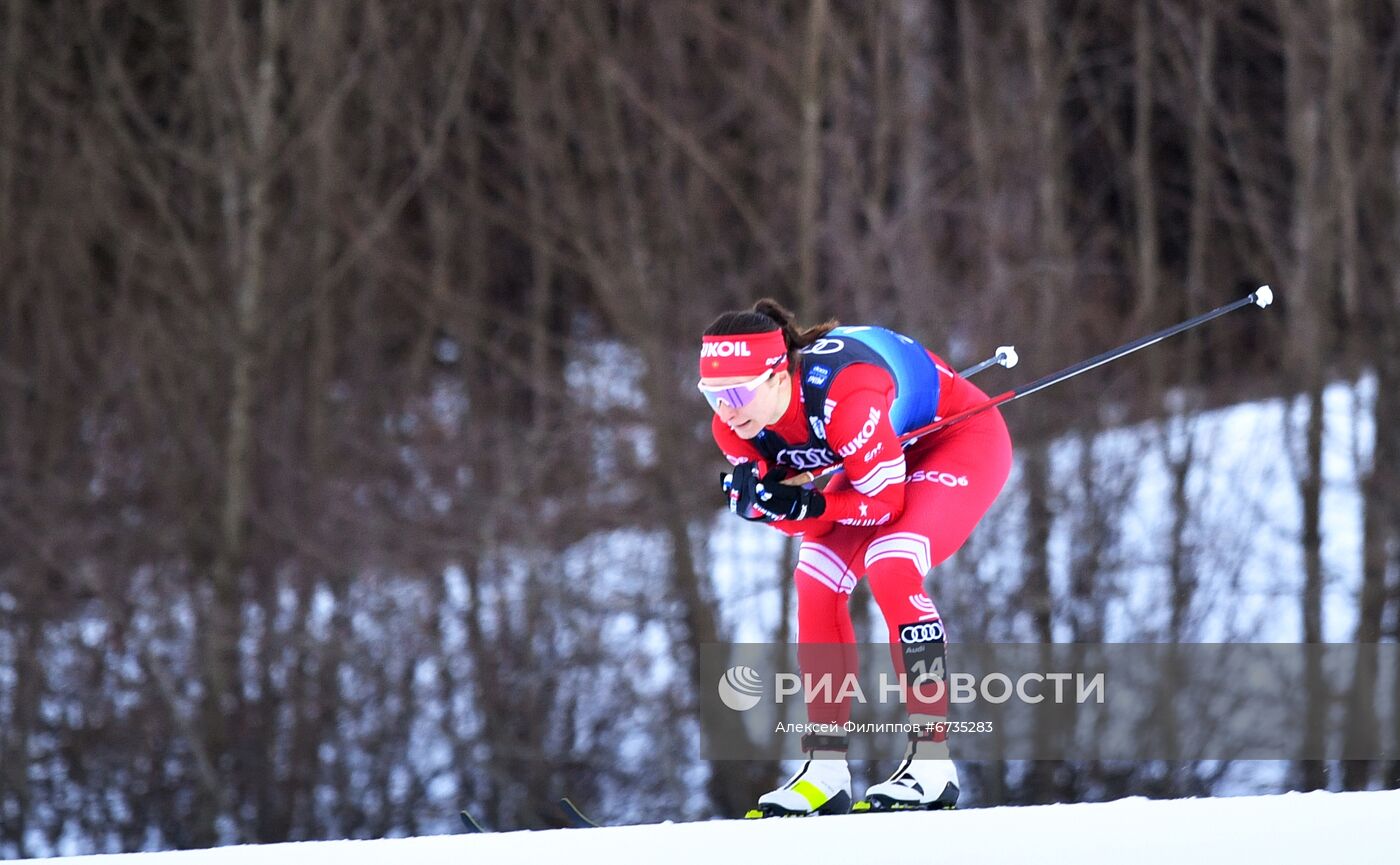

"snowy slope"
[23, 790, 1396, 865]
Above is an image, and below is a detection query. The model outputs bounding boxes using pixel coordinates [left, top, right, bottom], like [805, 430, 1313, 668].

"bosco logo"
[900, 621, 945, 644]
[909, 469, 969, 488]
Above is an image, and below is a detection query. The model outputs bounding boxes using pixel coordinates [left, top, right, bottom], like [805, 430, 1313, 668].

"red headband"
[699, 330, 789, 379]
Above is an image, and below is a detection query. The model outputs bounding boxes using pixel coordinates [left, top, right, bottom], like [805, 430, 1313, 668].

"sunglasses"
[696, 365, 780, 412]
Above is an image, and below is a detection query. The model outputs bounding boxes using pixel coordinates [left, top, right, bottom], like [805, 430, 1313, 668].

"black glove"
[722, 461, 826, 523]
[722, 461, 766, 518]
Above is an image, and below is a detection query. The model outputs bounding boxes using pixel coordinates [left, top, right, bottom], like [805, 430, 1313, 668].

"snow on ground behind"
[21, 789, 1397, 865]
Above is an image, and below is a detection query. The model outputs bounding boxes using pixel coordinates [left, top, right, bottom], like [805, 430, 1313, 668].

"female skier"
[699, 299, 1012, 816]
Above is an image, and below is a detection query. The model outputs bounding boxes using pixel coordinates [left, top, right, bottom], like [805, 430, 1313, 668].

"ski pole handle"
[956, 345, 1018, 379]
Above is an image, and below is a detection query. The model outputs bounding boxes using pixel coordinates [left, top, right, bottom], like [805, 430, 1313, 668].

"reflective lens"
[697, 368, 774, 411]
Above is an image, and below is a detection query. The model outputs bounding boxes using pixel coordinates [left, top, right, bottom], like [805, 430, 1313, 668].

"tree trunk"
[1327, 0, 1360, 319]
[1281, 0, 1330, 792]
[1186, 8, 1215, 309]
[1021, 0, 1073, 805]
[1132, 0, 1159, 323]
[796, 0, 829, 315]
[957, 0, 1007, 297]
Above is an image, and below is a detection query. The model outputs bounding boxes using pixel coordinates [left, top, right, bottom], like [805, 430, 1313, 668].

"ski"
[852, 799, 956, 814]
[743, 807, 834, 820]
[744, 798, 956, 819]
[460, 809, 488, 833]
[460, 798, 601, 833]
[461, 798, 948, 832]
[558, 797, 601, 829]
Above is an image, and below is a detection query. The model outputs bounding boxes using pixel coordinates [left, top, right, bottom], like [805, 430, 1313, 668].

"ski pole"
[957, 345, 1019, 378]
[787, 286, 1274, 486]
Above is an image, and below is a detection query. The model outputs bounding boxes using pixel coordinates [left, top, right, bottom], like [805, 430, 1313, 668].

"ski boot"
[746, 733, 852, 819]
[856, 726, 959, 812]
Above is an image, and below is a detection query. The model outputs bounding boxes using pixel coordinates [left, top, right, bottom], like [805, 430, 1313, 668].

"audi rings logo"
[900, 622, 945, 644]
[778, 447, 837, 471]
[718, 665, 764, 711]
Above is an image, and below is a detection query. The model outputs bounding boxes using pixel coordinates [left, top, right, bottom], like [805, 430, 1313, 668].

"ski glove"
[722, 461, 826, 523]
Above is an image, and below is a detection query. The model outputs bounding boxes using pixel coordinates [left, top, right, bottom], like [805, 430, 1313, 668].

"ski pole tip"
[1253, 285, 1274, 308]
[996, 346, 1019, 368]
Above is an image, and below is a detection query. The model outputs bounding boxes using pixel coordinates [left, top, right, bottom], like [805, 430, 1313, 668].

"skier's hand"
[722, 460, 765, 518]
[752, 475, 825, 522]
[723, 461, 825, 522]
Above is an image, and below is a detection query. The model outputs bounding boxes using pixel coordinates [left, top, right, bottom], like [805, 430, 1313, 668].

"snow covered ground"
[20, 789, 1397, 865]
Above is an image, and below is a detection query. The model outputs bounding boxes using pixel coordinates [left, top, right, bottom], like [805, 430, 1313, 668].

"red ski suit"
[712, 351, 1012, 727]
